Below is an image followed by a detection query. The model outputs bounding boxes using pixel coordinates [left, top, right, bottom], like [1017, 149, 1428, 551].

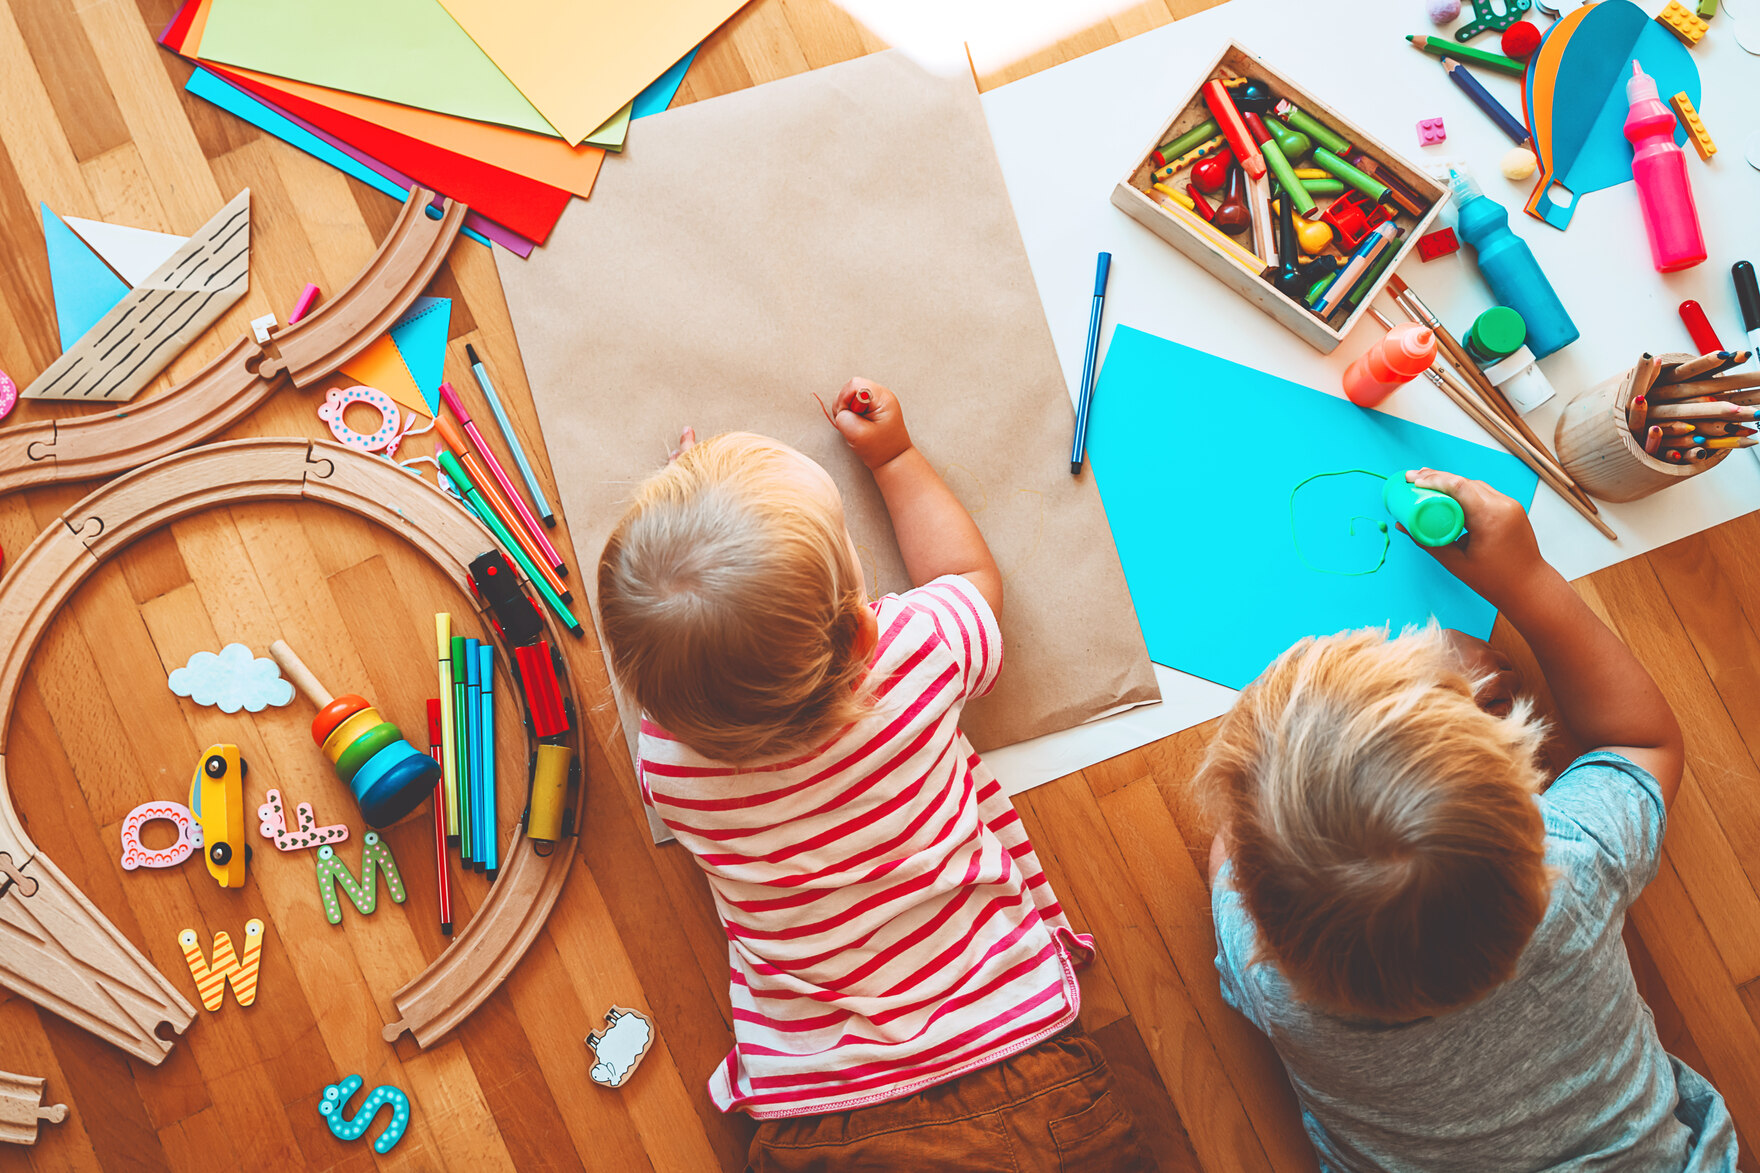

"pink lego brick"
[1417, 117, 1447, 145]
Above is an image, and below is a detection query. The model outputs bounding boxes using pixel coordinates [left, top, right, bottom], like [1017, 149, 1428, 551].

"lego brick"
[1656, 0, 1708, 45]
[1417, 226, 1460, 261]
[1417, 117, 1447, 145]
[1670, 91, 1716, 159]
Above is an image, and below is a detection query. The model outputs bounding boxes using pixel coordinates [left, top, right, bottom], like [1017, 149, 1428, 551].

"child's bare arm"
[831, 378, 1003, 618]
[1409, 469, 1684, 808]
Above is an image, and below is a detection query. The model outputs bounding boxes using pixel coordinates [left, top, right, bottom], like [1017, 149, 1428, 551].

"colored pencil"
[451, 635, 472, 865]
[465, 637, 483, 872]
[440, 382, 566, 577]
[426, 699, 452, 935]
[1644, 426, 1663, 454]
[1407, 34, 1527, 77]
[1317, 223, 1398, 317]
[466, 343, 555, 526]
[435, 614, 458, 840]
[1070, 252, 1112, 474]
[479, 643, 498, 879]
[1627, 395, 1649, 434]
[1705, 436, 1759, 448]
[1660, 350, 1748, 383]
[1648, 401, 1760, 420]
[1648, 372, 1760, 400]
[1441, 58, 1532, 148]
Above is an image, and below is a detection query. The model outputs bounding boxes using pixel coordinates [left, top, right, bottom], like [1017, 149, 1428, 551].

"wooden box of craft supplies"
[1556, 352, 1735, 502]
[1112, 43, 1447, 353]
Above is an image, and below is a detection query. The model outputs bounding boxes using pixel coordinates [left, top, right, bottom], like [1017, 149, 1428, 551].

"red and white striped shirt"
[640, 575, 1093, 1118]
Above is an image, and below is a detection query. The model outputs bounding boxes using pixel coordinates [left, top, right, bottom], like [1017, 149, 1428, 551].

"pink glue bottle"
[1343, 323, 1437, 407]
[1624, 62, 1706, 273]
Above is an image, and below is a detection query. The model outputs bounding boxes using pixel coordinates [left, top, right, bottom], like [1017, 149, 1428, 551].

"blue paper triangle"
[632, 45, 700, 120]
[389, 295, 451, 416]
[42, 203, 130, 354]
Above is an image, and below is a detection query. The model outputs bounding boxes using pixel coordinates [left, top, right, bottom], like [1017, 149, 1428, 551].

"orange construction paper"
[339, 333, 427, 418]
[434, 0, 744, 146]
[177, 0, 603, 198]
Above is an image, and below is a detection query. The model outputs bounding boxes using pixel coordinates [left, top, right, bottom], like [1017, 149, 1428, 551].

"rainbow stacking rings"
[309, 694, 438, 827]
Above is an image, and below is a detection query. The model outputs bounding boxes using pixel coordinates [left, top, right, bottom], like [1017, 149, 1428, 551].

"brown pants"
[744, 1023, 1152, 1173]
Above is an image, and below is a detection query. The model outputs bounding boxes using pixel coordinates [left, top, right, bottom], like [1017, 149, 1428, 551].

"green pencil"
[1407, 34, 1527, 78]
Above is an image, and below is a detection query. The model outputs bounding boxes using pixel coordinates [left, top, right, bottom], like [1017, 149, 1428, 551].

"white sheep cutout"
[586, 1007, 655, 1089]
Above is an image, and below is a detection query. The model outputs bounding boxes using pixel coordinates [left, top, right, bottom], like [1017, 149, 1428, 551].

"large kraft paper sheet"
[497, 49, 1160, 784]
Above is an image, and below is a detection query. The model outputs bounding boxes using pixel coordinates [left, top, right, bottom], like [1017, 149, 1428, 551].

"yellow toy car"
[188, 744, 250, 888]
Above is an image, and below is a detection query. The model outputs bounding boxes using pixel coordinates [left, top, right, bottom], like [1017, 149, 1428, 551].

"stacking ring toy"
[318, 385, 400, 453]
[270, 640, 438, 828]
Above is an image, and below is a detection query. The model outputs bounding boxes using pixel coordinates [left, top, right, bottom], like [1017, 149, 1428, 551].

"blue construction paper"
[388, 295, 450, 414]
[1527, 0, 1698, 229]
[184, 67, 492, 249]
[632, 45, 700, 120]
[1086, 327, 1541, 690]
[41, 204, 130, 353]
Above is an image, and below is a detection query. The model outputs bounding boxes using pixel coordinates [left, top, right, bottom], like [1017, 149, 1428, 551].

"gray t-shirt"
[1213, 751, 1738, 1172]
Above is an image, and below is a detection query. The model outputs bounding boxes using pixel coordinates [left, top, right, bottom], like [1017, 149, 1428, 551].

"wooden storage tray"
[1111, 42, 1447, 354]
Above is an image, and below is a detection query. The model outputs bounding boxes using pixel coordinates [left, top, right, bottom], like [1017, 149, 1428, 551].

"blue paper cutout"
[632, 45, 700, 120]
[168, 644, 294, 713]
[41, 204, 130, 354]
[1086, 327, 1540, 691]
[386, 295, 450, 415]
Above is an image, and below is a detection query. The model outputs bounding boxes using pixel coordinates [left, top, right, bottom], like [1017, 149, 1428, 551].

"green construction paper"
[584, 101, 632, 151]
[197, 0, 559, 136]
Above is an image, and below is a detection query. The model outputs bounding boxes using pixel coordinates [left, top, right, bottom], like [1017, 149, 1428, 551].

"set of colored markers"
[1137, 72, 1430, 323]
[1624, 350, 1760, 462]
[432, 613, 500, 918]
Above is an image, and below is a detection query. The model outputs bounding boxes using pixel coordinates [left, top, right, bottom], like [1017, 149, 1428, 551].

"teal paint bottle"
[1383, 478, 1466, 547]
[1450, 167, 1579, 359]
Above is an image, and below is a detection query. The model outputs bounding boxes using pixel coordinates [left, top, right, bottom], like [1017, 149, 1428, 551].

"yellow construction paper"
[434, 0, 744, 145]
[339, 334, 427, 418]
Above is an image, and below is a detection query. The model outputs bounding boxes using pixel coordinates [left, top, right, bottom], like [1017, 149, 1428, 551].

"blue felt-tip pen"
[479, 643, 497, 878]
[1070, 252, 1112, 474]
[466, 343, 555, 527]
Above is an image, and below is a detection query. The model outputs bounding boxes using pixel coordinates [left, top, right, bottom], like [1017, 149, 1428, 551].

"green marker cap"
[1465, 306, 1527, 363]
[1383, 478, 1466, 547]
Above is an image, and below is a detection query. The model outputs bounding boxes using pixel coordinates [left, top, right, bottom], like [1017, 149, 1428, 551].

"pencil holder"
[1554, 352, 1727, 502]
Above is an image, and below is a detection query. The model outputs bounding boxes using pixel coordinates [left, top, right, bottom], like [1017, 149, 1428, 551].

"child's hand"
[668, 426, 696, 464]
[831, 378, 913, 470]
[1406, 468, 1552, 611]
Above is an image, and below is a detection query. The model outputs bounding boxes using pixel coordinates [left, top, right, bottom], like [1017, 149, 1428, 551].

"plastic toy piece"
[586, 1007, 656, 1088]
[250, 313, 278, 344]
[1417, 227, 1461, 260]
[1671, 91, 1716, 159]
[1320, 190, 1372, 249]
[289, 283, 321, 323]
[0, 1070, 66, 1146]
[1656, 0, 1709, 43]
[1456, 0, 1533, 42]
[119, 801, 200, 870]
[1417, 118, 1447, 145]
[315, 834, 406, 925]
[0, 186, 466, 495]
[0, 369, 14, 423]
[0, 440, 577, 1060]
[168, 643, 294, 713]
[257, 788, 349, 852]
[24, 190, 251, 403]
[178, 919, 265, 1011]
[188, 745, 249, 888]
[319, 1075, 410, 1154]
[318, 386, 401, 453]
[1191, 147, 1233, 194]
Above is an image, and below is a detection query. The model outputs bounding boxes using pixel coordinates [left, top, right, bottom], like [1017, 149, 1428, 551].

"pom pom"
[1501, 147, 1538, 180]
[1427, 0, 1462, 23]
[1501, 20, 1542, 59]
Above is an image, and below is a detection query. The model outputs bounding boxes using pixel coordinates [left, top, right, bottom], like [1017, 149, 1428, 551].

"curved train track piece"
[0, 189, 466, 496]
[0, 1068, 66, 1146]
[0, 439, 579, 1062]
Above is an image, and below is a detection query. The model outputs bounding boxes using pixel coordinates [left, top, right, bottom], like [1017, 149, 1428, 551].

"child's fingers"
[668, 425, 696, 463]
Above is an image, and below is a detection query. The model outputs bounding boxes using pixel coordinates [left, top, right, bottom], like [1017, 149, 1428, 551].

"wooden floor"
[0, 0, 1757, 1169]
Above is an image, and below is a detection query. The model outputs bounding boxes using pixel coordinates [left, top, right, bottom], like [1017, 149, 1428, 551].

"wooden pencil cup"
[1554, 353, 1728, 503]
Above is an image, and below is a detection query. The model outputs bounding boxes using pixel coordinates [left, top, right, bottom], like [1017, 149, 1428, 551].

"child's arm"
[1409, 469, 1684, 808]
[831, 378, 1003, 618]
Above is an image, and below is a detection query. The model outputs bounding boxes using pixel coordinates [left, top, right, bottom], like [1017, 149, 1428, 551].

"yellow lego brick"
[1656, 0, 1709, 44]
[1671, 91, 1717, 159]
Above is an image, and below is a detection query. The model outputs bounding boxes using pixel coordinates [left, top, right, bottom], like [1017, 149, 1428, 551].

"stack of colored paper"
[157, 0, 734, 253]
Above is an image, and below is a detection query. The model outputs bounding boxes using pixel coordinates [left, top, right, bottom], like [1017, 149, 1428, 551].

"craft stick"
[1648, 401, 1760, 420]
[1648, 372, 1760, 400]
[439, 383, 566, 575]
[1373, 304, 1618, 540]
[1389, 277, 1598, 515]
[1659, 350, 1748, 383]
[269, 640, 334, 708]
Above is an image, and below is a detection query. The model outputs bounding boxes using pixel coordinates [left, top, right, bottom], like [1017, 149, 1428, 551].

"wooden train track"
[0, 187, 466, 494]
[0, 1068, 65, 1146]
[0, 439, 580, 1061]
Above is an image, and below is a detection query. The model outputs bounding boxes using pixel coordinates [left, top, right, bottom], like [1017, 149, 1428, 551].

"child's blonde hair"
[598, 432, 871, 763]
[1196, 626, 1551, 1021]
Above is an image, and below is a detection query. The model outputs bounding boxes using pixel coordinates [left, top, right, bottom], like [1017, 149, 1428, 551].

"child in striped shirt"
[598, 378, 1148, 1172]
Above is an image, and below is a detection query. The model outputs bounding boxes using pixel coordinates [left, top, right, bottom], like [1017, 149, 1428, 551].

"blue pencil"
[464, 637, 482, 871]
[1441, 57, 1531, 148]
[479, 644, 498, 877]
[1070, 252, 1112, 474]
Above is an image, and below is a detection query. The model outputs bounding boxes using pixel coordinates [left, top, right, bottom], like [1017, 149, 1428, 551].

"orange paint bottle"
[1342, 322, 1437, 407]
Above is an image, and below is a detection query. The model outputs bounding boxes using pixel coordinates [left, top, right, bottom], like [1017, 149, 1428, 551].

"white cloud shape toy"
[168, 644, 294, 714]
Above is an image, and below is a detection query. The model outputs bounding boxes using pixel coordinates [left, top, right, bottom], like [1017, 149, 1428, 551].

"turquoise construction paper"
[184, 67, 490, 249]
[633, 45, 700, 119]
[42, 204, 130, 353]
[1086, 326, 1540, 690]
[389, 295, 450, 415]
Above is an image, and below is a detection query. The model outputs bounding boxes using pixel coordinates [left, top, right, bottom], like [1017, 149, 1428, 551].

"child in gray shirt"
[1198, 470, 1737, 1172]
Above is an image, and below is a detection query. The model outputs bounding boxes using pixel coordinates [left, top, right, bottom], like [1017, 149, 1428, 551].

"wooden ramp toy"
[270, 641, 439, 828]
[0, 1070, 66, 1146]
